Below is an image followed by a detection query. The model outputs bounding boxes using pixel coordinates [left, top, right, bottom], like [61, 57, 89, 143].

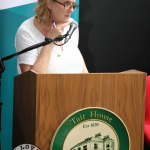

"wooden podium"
[13, 71, 146, 150]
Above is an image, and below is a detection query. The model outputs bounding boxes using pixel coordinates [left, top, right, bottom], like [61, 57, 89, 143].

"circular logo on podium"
[13, 144, 40, 150]
[51, 107, 130, 150]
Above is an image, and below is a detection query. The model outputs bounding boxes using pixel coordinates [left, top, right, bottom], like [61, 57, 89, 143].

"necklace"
[53, 46, 63, 57]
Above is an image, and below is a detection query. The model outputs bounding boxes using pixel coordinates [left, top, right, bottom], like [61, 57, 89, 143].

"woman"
[15, 0, 88, 74]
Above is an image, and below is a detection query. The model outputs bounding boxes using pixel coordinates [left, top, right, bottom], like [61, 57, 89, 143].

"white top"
[15, 17, 85, 74]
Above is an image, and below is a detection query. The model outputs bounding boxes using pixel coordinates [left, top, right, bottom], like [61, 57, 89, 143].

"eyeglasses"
[53, 0, 79, 10]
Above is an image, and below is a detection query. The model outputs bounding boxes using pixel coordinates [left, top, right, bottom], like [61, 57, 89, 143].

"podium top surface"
[16, 69, 146, 78]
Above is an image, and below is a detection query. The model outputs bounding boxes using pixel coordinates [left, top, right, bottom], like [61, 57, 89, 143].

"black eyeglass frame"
[53, 0, 79, 10]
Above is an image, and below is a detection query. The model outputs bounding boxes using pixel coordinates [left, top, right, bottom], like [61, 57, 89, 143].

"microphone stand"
[0, 33, 68, 149]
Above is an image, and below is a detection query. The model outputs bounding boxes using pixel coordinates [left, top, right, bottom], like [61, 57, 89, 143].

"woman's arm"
[20, 43, 54, 73]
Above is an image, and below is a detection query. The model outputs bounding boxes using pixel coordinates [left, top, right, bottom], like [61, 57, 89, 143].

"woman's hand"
[49, 21, 70, 39]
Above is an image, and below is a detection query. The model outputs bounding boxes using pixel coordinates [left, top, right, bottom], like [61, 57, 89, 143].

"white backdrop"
[0, 0, 37, 10]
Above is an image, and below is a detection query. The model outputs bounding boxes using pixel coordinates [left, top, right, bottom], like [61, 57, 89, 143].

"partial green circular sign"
[51, 107, 130, 150]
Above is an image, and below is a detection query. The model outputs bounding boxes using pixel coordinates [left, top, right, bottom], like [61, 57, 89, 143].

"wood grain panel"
[13, 71, 146, 150]
[13, 71, 37, 147]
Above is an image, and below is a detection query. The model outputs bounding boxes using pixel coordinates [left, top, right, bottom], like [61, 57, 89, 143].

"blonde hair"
[35, 0, 52, 25]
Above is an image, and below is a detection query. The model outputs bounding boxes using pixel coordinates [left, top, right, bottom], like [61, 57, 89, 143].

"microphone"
[66, 21, 78, 38]
[53, 21, 78, 45]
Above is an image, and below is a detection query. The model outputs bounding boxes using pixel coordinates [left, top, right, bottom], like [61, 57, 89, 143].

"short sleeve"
[15, 27, 38, 65]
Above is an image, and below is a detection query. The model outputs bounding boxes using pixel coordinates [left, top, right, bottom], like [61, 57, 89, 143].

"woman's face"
[47, 0, 76, 24]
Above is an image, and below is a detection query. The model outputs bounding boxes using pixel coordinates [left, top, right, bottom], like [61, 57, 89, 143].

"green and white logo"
[51, 107, 130, 150]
